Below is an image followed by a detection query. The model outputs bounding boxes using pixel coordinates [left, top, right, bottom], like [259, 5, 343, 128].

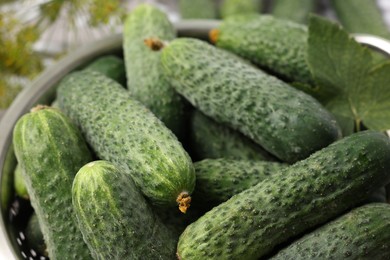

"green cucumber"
[330, 0, 390, 39]
[190, 110, 275, 161]
[159, 37, 341, 163]
[25, 213, 46, 257]
[179, 0, 217, 19]
[14, 164, 28, 200]
[271, 0, 314, 24]
[271, 203, 390, 259]
[193, 158, 287, 204]
[57, 70, 195, 212]
[124, 4, 186, 138]
[219, 0, 261, 19]
[177, 131, 390, 260]
[12, 106, 93, 259]
[72, 160, 176, 259]
[84, 55, 126, 86]
[211, 15, 312, 85]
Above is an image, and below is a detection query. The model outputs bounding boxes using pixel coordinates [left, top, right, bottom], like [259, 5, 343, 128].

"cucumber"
[72, 160, 176, 259]
[210, 15, 312, 85]
[12, 106, 93, 259]
[271, 0, 314, 24]
[179, 0, 218, 19]
[123, 4, 186, 138]
[159, 37, 341, 163]
[330, 0, 390, 39]
[219, 0, 261, 19]
[84, 55, 126, 86]
[177, 131, 390, 260]
[193, 158, 287, 204]
[271, 203, 390, 259]
[190, 110, 274, 161]
[25, 213, 46, 257]
[14, 164, 28, 200]
[57, 70, 195, 212]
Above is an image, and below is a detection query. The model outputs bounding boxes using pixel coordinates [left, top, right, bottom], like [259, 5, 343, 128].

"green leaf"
[359, 63, 390, 130]
[307, 15, 390, 133]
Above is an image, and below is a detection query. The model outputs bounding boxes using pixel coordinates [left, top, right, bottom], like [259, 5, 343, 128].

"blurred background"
[1, 0, 390, 116]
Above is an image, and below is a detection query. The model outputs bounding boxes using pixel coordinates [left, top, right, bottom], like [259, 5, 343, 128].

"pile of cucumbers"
[12, 4, 390, 260]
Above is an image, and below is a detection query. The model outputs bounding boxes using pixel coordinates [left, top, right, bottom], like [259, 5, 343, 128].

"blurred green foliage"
[0, 0, 125, 109]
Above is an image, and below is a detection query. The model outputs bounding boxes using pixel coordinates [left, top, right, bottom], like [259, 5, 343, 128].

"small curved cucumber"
[177, 131, 390, 259]
[72, 160, 176, 260]
[193, 158, 287, 204]
[13, 106, 93, 259]
[57, 70, 195, 212]
[271, 203, 390, 259]
[160, 37, 341, 163]
[190, 110, 275, 161]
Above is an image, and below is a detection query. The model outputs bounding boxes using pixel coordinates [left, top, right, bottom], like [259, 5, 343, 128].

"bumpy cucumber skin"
[330, 0, 390, 39]
[124, 4, 186, 138]
[190, 110, 274, 161]
[215, 15, 312, 85]
[57, 70, 195, 208]
[177, 131, 390, 260]
[193, 158, 287, 203]
[84, 55, 126, 86]
[72, 160, 176, 260]
[271, 203, 390, 259]
[12, 107, 93, 260]
[162, 38, 341, 163]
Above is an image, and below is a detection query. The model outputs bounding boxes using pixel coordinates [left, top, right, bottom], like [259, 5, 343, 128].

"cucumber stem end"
[177, 191, 191, 214]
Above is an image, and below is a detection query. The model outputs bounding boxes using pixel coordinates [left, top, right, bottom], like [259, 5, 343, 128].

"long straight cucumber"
[271, 203, 390, 259]
[57, 70, 195, 212]
[177, 131, 390, 259]
[123, 4, 186, 138]
[158, 37, 341, 163]
[12, 106, 93, 259]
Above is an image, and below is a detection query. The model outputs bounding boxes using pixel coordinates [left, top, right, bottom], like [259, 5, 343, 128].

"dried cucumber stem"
[30, 104, 51, 112]
[144, 38, 165, 51]
[176, 191, 191, 213]
[209, 29, 219, 44]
